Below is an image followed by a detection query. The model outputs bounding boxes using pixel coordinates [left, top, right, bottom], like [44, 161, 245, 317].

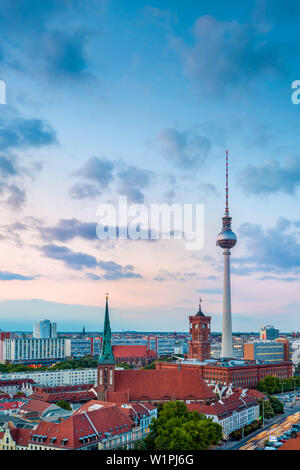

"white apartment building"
[0, 338, 71, 364]
[0, 368, 98, 387]
[291, 339, 300, 365]
[188, 389, 260, 438]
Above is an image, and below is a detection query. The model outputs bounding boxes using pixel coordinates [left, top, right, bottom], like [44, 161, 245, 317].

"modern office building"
[244, 341, 285, 363]
[260, 325, 279, 341]
[33, 320, 57, 339]
[112, 335, 177, 357]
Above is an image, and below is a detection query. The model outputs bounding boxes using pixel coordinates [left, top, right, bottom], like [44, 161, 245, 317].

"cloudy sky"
[0, 0, 299, 332]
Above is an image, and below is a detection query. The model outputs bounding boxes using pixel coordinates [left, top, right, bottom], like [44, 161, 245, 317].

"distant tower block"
[216, 151, 237, 358]
[188, 298, 211, 361]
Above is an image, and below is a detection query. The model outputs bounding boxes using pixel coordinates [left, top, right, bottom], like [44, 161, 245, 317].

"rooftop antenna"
[225, 150, 229, 216]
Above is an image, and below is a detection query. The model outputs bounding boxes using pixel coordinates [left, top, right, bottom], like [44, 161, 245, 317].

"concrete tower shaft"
[216, 151, 237, 358]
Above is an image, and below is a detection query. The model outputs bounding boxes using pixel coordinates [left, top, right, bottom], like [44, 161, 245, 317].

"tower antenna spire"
[225, 150, 229, 216]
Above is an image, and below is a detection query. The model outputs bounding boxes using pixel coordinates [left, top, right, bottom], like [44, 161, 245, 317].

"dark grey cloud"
[157, 128, 211, 169]
[233, 218, 300, 275]
[40, 244, 98, 271]
[39, 218, 97, 242]
[40, 242, 142, 279]
[170, 14, 282, 95]
[74, 156, 115, 189]
[4, 185, 26, 210]
[117, 165, 153, 203]
[0, 115, 57, 152]
[0, 109, 57, 211]
[42, 30, 89, 79]
[0, 0, 104, 81]
[98, 260, 142, 280]
[69, 183, 101, 200]
[0, 156, 19, 180]
[0, 270, 35, 281]
[238, 155, 300, 195]
[71, 157, 154, 203]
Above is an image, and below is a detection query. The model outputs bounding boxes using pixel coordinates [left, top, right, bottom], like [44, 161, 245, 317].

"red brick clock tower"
[188, 299, 211, 361]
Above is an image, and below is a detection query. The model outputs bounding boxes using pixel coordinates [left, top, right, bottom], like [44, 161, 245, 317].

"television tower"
[216, 150, 237, 358]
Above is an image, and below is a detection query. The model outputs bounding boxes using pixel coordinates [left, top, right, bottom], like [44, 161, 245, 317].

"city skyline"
[0, 1, 300, 333]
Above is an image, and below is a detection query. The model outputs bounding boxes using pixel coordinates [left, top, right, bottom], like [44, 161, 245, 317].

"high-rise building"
[260, 325, 279, 341]
[33, 320, 57, 339]
[216, 151, 237, 358]
[187, 299, 211, 361]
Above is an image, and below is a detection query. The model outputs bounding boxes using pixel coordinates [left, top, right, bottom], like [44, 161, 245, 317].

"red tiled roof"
[243, 389, 267, 400]
[105, 391, 129, 402]
[74, 400, 156, 421]
[108, 369, 215, 402]
[18, 399, 53, 415]
[29, 390, 96, 404]
[11, 428, 32, 447]
[0, 426, 32, 448]
[187, 391, 258, 418]
[32, 384, 93, 394]
[73, 400, 116, 414]
[112, 345, 156, 359]
[27, 405, 135, 449]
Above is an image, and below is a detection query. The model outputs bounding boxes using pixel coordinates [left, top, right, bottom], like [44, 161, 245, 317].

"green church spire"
[98, 293, 115, 364]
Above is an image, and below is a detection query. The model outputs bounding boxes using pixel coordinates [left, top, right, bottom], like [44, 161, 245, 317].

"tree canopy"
[256, 375, 300, 395]
[138, 401, 222, 450]
[56, 399, 72, 411]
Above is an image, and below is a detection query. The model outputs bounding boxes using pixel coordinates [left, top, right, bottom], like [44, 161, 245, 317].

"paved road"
[239, 411, 300, 450]
[215, 402, 300, 451]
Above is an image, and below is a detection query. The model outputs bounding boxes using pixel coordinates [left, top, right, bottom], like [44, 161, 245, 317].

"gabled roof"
[112, 345, 156, 359]
[29, 390, 96, 404]
[18, 399, 54, 416]
[187, 390, 258, 419]
[26, 404, 135, 449]
[108, 369, 215, 402]
[73, 400, 115, 414]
